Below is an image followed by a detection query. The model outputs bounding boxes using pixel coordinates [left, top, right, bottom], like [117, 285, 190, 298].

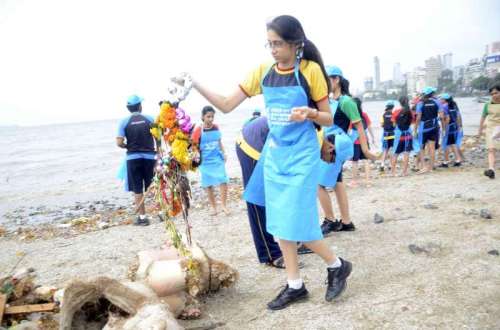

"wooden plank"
[0, 294, 7, 325]
[5, 303, 56, 315]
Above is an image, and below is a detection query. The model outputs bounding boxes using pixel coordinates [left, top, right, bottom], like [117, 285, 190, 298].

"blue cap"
[385, 100, 395, 107]
[326, 65, 343, 77]
[127, 95, 143, 106]
[440, 93, 451, 100]
[335, 133, 354, 162]
[422, 86, 436, 95]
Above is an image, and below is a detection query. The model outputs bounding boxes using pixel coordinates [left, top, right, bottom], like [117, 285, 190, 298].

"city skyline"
[1, 0, 500, 126]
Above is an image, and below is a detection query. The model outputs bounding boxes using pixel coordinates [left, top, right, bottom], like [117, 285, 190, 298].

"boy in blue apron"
[438, 93, 463, 167]
[380, 100, 396, 171]
[174, 15, 353, 310]
[414, 87, 446, 173]
[191, 106, 229, 216]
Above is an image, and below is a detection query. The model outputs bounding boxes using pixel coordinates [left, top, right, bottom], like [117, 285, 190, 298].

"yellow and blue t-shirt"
[239, 59, 329, 108]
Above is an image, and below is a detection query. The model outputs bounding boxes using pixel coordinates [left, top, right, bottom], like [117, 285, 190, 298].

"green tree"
[471, 76, 491, 91]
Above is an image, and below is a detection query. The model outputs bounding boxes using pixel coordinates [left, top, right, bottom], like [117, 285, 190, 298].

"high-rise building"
[364, 77, 374, 91]
[463, 58, 484, 87]
[443, 53, 453, 70]
[485, 41, 500, 77]
[393, 62, 403, 85]
[374, 56, 381, 90]
[407, 67, 426, 94]
[424, 56, 442, 87]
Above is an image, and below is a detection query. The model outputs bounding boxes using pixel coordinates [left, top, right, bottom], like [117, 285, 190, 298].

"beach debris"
[454, 194, 463, 199]
[463, 208, 479, 216]
[488, 249, 499, 256]
[467, 197, 475, 202]
[408, 243, 442, 257]
[423, 203, 438, 210]
[0, 226, 6, 237]
[59, 277, 182, 330]
[480, 209, 492, 219]
[373, 213, 384, 224]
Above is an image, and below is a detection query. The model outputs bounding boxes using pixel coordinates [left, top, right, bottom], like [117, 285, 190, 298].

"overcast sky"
[1, 0, 499, 126]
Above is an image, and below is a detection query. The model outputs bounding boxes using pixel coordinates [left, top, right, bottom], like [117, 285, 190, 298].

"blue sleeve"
[145, 114, 155, 122]
[435, 99, 444, 113]
[117, 117, 129, 137]
[416, 102, 423, 114]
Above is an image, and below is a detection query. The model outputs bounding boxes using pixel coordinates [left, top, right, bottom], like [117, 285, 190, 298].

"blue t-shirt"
[241, 116, 269, 152]
[117, 112, 156, 160]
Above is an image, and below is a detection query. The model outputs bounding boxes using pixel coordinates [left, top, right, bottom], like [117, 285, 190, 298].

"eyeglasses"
[265, 40, 286, 49]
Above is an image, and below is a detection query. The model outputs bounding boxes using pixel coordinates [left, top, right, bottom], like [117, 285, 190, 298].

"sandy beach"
[1, 135, 499, 329]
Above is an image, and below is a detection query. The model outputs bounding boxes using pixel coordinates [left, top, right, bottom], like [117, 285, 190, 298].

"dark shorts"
[127, 158, 156, 194]
[336, 167, 343, 183]
[422, 128, 439, 147]
[352, 144, 367, 161]
[446, 132, 457, 146]
[383, 138, 394, 150]
[394, 139, 413, 154]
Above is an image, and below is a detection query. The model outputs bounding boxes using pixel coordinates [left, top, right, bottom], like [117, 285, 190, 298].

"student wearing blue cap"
[116, 95, 156, 226]
[414, 87, 446, 173]
[390, 96, 414, 176]
[438, 93, 463, 167]
[174, 15, 353, 310]
[379, 100, 396, 172]
[318, 66, 377, 236]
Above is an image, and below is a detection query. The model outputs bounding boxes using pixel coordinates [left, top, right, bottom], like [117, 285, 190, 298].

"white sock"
[139, 214, 146, 220]
[327, 258, 342, 269]
[287, 278, 303, 290]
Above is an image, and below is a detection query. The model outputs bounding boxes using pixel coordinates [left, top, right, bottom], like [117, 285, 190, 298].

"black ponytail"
[267, 15, 331, 93]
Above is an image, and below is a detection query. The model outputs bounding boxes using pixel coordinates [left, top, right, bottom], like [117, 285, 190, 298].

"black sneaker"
[134, 216, 150, 226]
[297, 244, 313, 255]
[438, 163, 449, 168]
[327, 219, 356, 232]
[320, 219, 337, 237]
[379, 166, 385, 172]
[267, 284, 309, 310]
[325, 258, 352, 302]
[453, 162, 462, 167]
[484, 169, 495, 179]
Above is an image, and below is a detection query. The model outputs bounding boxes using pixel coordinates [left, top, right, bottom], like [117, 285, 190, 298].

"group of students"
[118, 14, 500, 312]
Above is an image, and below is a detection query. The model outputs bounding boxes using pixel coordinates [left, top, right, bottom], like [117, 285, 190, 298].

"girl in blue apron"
[317, 66, 377, 237]
[380, 100, 396, 172]
[438, 93, 463, 167]
[350, 98, 375, 187]
[414, 87, 445, 173]
[175, 15, 353, 310]
[192, 106, 229, 216]
[390, 96, 414, 176]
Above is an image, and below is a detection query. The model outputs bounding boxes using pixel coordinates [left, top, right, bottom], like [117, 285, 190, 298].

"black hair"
[488, 82, 500, 93]
[423, 92, 434, 101]
[127, 103, 141, 113]
[385, 104, 395, 111]
[353, 97, 367, 129]
[330, 75, 351, 96]
[446, 96, 458, 110]
[201, 105, 216, 117]
[267, 15, 331, 93]
[397, 96, 412, 128]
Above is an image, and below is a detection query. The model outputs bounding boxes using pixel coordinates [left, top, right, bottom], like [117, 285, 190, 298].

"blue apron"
[199, 127, 229, 188]
[317, 99, 356, 188]
[116, 156, 130, 191]
[381, 131, 395, 150]
[392, 127, 413, 155]
[417, 117, 439, 147]
[243, 61, 322, 242]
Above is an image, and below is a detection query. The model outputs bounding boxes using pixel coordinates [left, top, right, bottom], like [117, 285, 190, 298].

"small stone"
[463, 208, 479, 216]
[97, 222, 110, 230]
[480, 209, 492, 219]
[467, 197, 475, 202]
[408, 244, 426, 254]
[487, 249, 499, 256]
[373, 213, 384, 224]
[423, 203, 438, 210]
[454, 194, 462, 199]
